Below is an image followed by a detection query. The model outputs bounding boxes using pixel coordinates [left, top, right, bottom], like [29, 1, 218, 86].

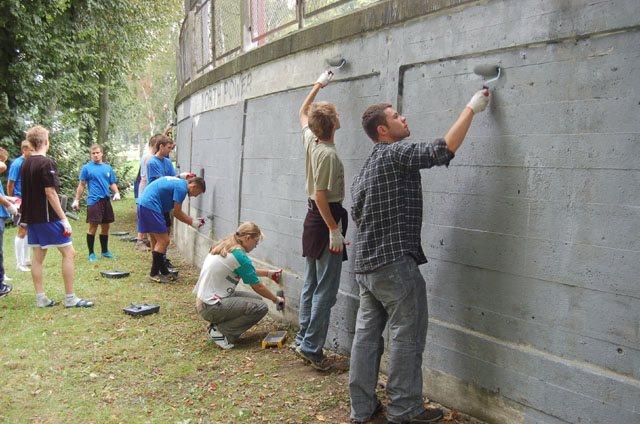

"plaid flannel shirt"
[350, 138, 454, 273]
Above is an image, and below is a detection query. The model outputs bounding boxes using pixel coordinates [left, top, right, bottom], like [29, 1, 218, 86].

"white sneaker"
[17, 265, 31, 272]
[208, 325, 234, 350]
[3, 275, 12, 281]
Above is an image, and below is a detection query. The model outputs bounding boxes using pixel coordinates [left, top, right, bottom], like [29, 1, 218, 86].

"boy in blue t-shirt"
[146, 136, 176, 183]
[145, 135, 192, 269]
[71, 145, 121, 261]
[7, 140, 33, 271]
[137, 176, 206, 283]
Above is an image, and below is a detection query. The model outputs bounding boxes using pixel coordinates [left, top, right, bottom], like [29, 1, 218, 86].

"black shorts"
[164, 211, 172, 228]
[86, 198, 115, 225]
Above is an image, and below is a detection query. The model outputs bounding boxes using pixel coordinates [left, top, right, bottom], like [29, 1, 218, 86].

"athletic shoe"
[149, 274, 172, 284]
[164, 258, 175, 269]
[64, 298, 94, 308]
[17, 264, 31, 272]
[36, 299, 57, 308]
[3, 275, 12, 282]
[0, 283, 12, 298]
[386, 408, 444, 423]
[208, 325, 234, 350]
[101, 251, 115, 259]
[294, 346, 331, 371]
[88, 253, 98, 262]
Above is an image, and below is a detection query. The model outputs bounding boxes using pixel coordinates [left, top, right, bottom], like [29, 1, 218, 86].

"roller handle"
[276, 290, 285, 311]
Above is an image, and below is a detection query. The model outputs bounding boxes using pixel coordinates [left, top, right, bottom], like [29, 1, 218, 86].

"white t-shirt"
[192, 249, 260, 305]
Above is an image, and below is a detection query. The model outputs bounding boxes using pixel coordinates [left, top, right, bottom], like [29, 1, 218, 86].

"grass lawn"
[0, 198, 353, 423]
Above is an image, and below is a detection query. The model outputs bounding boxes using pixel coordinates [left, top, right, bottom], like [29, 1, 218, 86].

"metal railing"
[249, 0, 299, 43]
[213, 0, 242, 59]
[179, 0, 382, 86]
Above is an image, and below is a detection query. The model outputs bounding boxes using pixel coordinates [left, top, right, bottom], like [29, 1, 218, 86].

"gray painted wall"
[175, 0, 640, 422]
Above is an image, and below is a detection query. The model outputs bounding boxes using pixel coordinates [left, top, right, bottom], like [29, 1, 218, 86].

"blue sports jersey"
[137, 176, 188, 214]
[0, 183, 9, 219]
[7, 156, 25, 197]
[147, 156, 176, 183]
[79, 162, 117, 206]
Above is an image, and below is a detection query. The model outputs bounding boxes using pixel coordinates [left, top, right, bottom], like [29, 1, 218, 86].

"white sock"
[64, 293, 77, 306]
[36, 292, 49, 307]
[22, 239, 30, 265]
[15, 237, 22, 266]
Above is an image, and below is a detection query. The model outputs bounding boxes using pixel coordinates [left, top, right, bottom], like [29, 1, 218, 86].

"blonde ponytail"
[210, 222, 263, 257]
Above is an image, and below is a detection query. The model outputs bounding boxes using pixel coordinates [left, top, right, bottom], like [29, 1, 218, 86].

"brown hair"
[187, 176, 206, 193]
[362, 103, 392, 141]
[26, 125, 49, 149]
[90, 144, 102, 152]
[152, 134, 173, 153]
[148, 133, 163, 149]
[21, 140, 32, 152]
[210, 222, 263, 257]
[308, 102, 338, 141]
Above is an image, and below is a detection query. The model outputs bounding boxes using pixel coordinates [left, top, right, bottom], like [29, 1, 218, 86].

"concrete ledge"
[175, 0, 476, 106]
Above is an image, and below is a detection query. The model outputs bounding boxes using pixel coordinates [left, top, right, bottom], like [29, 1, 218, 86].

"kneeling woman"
[193, 222, 284, 349]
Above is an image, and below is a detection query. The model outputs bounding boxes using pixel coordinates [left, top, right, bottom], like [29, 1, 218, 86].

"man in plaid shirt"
[348, 89, 491, 424]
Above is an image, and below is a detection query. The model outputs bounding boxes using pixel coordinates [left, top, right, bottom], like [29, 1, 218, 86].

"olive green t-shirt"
[303, 126, 345, 203]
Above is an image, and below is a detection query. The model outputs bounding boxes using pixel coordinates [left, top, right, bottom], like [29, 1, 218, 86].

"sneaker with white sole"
[17, 264, 31, 272]
[149, 274, 172, 284]
[208, 325, 234, 350]
[294, 345, 332, 371]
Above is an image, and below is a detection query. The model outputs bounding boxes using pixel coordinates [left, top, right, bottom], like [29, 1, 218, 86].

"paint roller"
[473, 64, 502, 95]
[325, 55, 347, 71]
[315, 55, 347, 85]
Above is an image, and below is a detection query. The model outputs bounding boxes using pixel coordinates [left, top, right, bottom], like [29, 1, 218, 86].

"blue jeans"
[349, 255, 428, 423]
[0, 219, 5, 283]
[296, 244, 343, 361]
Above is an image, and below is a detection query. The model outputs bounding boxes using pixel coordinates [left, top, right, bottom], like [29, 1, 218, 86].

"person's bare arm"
[172, 202, 193, 226]
[443, 108, 475, 153]
[0, 195, 11, 208]
[250, 282, 279, 303]
[299, 84, 322, 128]
[44, 187, 68, 220]
[315, 190, 338, 230]
[6, 180, 14, 197]
[444, 89, 491, 153]
[74, 181, 86, 202]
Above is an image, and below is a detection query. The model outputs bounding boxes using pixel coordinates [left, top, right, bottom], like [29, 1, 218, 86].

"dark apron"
[302, 198, 348, 261]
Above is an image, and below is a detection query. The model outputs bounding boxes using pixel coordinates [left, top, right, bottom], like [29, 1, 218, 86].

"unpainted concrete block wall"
[175, 0, 640, 422]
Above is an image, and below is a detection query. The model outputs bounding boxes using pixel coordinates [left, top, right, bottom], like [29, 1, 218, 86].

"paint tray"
[261, 330, 287, 349]
[123, 303, 160, 317]
[101, 270, 130, 279]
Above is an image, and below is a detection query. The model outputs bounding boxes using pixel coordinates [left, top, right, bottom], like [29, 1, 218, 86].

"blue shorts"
[27, 221, 72, 249]
[137, 205, 168, 234]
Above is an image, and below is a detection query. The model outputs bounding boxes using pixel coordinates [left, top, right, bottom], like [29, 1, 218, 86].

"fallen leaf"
[443, 409, 459, 421]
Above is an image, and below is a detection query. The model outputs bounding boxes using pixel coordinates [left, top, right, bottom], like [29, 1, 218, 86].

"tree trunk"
[97, 72, 110, 145]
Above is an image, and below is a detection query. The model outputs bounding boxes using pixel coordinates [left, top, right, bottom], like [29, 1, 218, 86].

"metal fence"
[213, 0, 242, 59]
[179, 0, 382, 85]
[249, 0, 299, 43]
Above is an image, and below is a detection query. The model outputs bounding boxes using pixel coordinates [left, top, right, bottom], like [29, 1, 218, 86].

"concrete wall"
[175, 1, 640, 422]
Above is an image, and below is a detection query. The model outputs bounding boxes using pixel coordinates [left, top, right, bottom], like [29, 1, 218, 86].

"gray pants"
[348, 255, 428, 423]
[198, 291, 268, 343]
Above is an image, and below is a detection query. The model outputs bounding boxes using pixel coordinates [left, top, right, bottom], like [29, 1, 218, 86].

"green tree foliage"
[0, 0, 182, 195]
